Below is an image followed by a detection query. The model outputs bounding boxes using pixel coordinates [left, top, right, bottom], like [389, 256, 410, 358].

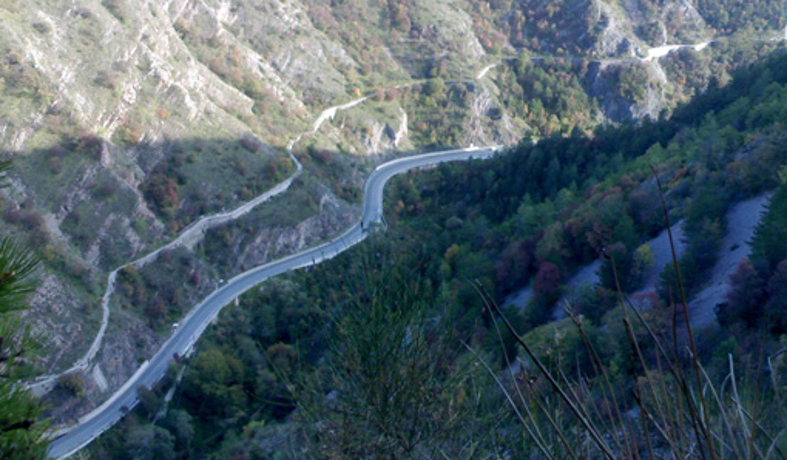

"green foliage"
[720, 182, 787, 334]
[631, 242, 655, 283]
[102, 0, 127, 23]
[181, 349, 246, 421]
[764, 260, 787, 334]
[423, 77, 445, 97]
[141, 173, 179, 215]
[91, 48, 787, 459]
[499, 0, 598, 54]
[0, 238, 39, 311]
[396, 51, 787, 315]
[55, 373, 86, 398]
[751, 184, 787, 270]
[125, 425, 175, 460]
[662, 178, 731, 295]
[31, 22, 51, 35]
[716, 258, 768, 329]
[160, 410, 194, 452]
[498, 59, 598, 136]
[0, 232, 49, 458]
[612, 65, 651, 104]
[600, 243, 636, 292]
[137, 139, 292, 226]
[297, 240, 499, 458]
[696, 0, 782, 34]
[114, 247, 208, 330]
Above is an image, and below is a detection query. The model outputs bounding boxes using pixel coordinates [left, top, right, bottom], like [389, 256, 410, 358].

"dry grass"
[473, 172, 787, 459]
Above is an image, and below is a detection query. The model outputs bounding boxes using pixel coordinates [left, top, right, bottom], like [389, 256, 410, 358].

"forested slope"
[88, 48, 787, 459]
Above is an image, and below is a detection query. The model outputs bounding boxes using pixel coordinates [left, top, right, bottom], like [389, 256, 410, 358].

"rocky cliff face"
[0, 0, 781, 423]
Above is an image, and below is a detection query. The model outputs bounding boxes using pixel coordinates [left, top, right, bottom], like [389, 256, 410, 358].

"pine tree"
[0, 160, 49, 459]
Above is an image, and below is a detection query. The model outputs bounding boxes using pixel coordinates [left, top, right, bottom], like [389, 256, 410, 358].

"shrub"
[56, 372, 86, 397]
[207, 56, 228, 79]
[47, 144, 68, 158]
[172, 18, 190, 39]
[600, 243, 636, 291]
[716, 258, 768, 329]
[533, 262, 561, 306]
[71, 133, 103, 160]
[19, 211, 44, 231]
[32, 22, 52, 34]
[102, 0, 126, 23]
[113, 121, 142, 146]
[423, 77, 446, 97]
[239, 135, 262, 153]
[94, 70, 117, 90]
[46, 156, 63, 175]
[142, 173, 179, 213]
[91, 177, 119, 200]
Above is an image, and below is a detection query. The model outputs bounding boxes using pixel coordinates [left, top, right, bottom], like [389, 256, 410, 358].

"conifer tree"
[0, 160, 49, 459]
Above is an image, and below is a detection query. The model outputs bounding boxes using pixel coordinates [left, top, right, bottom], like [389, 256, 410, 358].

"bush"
[102, 0, 126, 23]
[172, 18, 190, 39]
[600, 243, 635, 291]
[19, 211, 44, 231]
[46, 156, 63, 175]
[32, 22, 52, 34]
[239, 135, 262, 153]
[69, 133, 103, 160]
[91, 177, 119, 200]
[534, 262, 560, 301]
[113, 121, 142, 146]
[56, 372, 86, 397]
[142, 173, 179, 213]
[94, 70, 117, 90]
[423, 77, 446, 97]
[716, 258, 768, 329]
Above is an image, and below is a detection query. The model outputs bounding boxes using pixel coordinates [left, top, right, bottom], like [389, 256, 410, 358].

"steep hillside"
[0, 0, 784, 425]
[89, 50, 787, 458]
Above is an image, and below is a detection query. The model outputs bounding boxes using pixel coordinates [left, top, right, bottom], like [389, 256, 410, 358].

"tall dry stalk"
[475, 170, 787, 458]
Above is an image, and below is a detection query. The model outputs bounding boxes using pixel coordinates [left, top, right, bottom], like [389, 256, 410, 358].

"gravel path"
[503, 281, 534, 309]
[504, 222, 684, 316]
[687, 193, 772, 329]
[503, 190, 770, 328]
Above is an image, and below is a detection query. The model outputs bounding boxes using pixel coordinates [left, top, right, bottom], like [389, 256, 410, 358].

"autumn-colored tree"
[716, 258, 768, 329]
[533, 262, 561, 305]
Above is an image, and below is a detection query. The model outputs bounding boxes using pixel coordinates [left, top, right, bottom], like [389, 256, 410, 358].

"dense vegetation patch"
[90, 50, 787, 460]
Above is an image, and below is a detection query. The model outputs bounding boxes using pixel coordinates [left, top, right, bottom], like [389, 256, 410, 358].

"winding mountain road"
[29, 152, 305, 396]
[47, 145, 499, 459]
[34, 85, 382, 396]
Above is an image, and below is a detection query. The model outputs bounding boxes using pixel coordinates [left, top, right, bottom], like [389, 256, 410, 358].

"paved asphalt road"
[47, 145, 499, 458]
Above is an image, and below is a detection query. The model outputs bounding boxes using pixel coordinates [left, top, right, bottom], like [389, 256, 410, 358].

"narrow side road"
[27, 152, 303, 396]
